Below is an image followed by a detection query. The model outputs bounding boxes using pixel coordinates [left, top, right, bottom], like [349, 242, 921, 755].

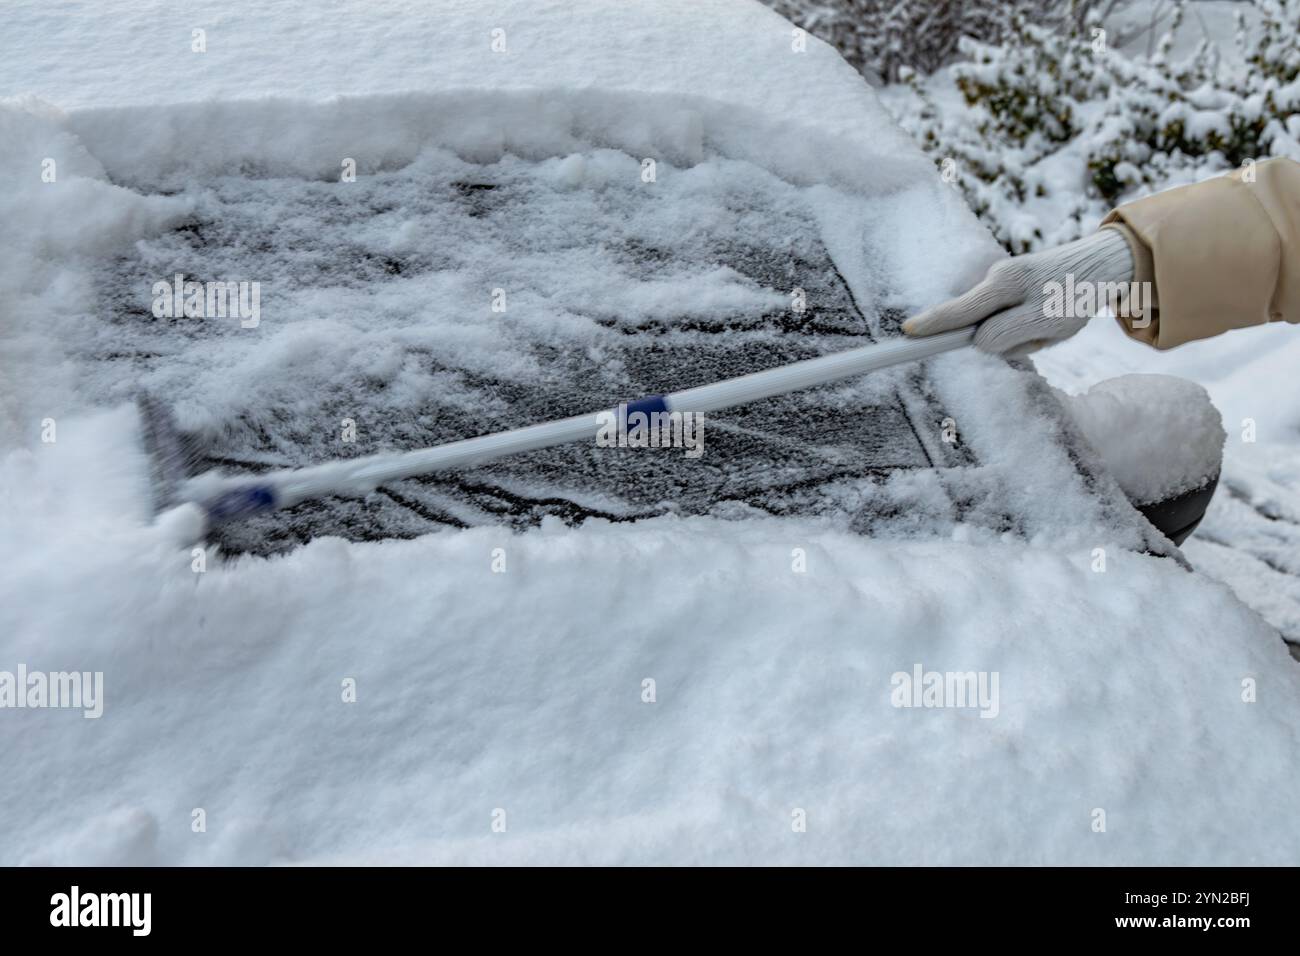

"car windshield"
[84, 147, 1163, 557]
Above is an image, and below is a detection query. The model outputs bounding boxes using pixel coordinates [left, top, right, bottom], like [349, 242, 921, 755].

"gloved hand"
[902, 228, 1135, 354]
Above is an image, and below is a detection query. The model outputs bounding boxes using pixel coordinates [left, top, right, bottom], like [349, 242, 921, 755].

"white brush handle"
[195, 328, 974, 523]
[668, 327, 973, 412]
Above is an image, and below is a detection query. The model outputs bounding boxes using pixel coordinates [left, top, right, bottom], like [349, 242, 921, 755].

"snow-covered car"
[1, 0, 1296, 866]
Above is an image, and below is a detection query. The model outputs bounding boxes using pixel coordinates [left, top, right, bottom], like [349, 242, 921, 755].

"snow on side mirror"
[1057, 374, 1226, 545]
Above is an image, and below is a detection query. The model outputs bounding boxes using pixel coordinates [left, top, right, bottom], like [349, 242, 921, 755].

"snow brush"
[138, 327, 975, 530]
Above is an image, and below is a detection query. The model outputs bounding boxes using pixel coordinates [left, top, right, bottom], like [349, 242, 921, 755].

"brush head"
[134, 392, 205, 516]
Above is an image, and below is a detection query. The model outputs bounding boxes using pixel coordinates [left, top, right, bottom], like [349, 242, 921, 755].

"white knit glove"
[902, 229, 1135, 354]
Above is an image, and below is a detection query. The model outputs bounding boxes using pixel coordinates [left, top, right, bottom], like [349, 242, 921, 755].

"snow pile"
[0, 98, 189, 260]
[1058, 374, 1225, 504]
[2, 432, 1298, 865]
[2, 0, 1298, 866]
[0, 0, 949, 208]
[0, 99, 192, 446]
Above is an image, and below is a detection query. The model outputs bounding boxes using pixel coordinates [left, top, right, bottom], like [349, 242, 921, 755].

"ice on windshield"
[78, 147, 989, 553]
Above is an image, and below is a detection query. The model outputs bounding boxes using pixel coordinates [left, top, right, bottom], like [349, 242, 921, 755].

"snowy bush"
[765, 0, 1058, 81]
[1081, 1, 1300, 200]
[883, 0, 1300, 252]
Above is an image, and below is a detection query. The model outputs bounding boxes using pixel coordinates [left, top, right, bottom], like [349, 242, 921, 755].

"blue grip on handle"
[621, 395, 669, 419]
[204, 485, 278, 524]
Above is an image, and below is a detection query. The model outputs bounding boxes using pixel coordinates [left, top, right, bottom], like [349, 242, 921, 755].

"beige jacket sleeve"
[1099, 157, 1300, 349]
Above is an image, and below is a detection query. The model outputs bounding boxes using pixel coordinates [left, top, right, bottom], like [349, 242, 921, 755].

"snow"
[3, 435, 1298, 865]
[2, 0, 1299, 865]
[2, 0, 944, 203]
[1057, 373, 1225, 504]
[1037, 319, 1300, 647]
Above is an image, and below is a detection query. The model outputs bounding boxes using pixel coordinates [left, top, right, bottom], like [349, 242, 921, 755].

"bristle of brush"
[135, 393, 205, 515]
